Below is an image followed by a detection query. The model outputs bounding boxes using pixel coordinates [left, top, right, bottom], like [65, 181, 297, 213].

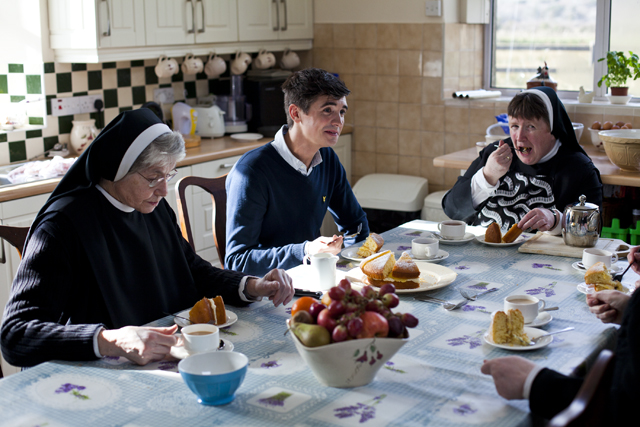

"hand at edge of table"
[247, 268, 295, 307]
[586, 290, 630, 325]
[481, 356, 537, 400]
[98, 324, 180, 365]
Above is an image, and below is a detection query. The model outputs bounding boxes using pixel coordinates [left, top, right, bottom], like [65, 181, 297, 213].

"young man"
[225, 68, 369, 276]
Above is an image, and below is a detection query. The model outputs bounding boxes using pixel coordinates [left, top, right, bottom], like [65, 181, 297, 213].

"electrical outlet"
[154, 88, 175, 104]
[425, 0, 441, 16]
[50, 95, 104, 116]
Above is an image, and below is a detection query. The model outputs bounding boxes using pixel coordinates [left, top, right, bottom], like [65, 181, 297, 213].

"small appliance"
[193, 104, 225, 137]
[244, 76, 288, 136]
[171, 102, 198, 135]
[215, 75, 251, 133]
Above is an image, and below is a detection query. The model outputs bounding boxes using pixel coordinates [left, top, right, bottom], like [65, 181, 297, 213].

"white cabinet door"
[238, 0, 312, 41]
[97, 0, 146, 48]
[194, 0, 238, 43]
[277, 0, 313, 40]
[144, 0, 194, 45]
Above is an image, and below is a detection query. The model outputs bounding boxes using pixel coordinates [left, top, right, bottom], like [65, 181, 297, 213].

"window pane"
[492, 0, 597, 92]
[609, 0, 640, 95]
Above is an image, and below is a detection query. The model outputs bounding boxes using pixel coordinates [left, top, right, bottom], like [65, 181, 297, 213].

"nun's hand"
[483, 141, 512, 186]
[518, 208, 555, 232]
[246, 269, 294, 307]
[98, 325, 180, 365]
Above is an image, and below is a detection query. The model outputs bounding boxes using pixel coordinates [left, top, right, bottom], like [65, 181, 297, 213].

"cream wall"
[314, 0, 457, 23]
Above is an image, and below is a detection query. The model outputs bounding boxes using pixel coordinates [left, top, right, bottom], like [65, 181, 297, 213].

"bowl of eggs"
[597, 129, 640, 171]
[589, 121, 633, 152]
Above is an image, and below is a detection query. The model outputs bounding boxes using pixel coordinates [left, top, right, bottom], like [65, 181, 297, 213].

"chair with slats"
[175, 174, 228, 268]
[0, 225, 30, 260]
[547, 349, 615, 427]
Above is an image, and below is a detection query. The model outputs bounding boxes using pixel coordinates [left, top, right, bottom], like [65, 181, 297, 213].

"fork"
[459, 288, 499, 301]
[613, 263, 633, 282]
[332, 223, 362, 244]
[413, 296, 468, 311]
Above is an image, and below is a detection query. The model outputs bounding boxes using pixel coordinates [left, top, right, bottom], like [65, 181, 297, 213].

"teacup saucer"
[408, 249, 449, 263]
[170, 338, 234, 359]
[525, 311, 552, 328]
[571, 261, 622, 274]
[432, 232, 475, 245]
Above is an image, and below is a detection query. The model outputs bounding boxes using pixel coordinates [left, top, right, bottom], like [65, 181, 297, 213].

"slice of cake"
[189, 296, 227, 325]
[360, 250, 395, 280]
[485, 222, 502, 243]
[502, 223, 523, 243]
[361, 251, 421, 289]
[488, 309, 530, 345]
[357, 233, 384, 257]
[584, 262, 625, 292]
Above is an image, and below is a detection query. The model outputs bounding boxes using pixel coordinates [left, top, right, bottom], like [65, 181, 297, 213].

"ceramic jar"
[70, 119, 98, 155]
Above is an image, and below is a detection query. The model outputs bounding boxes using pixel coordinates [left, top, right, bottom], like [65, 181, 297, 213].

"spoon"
[163, 311, 192, 324]
[529, 326, 574, 345]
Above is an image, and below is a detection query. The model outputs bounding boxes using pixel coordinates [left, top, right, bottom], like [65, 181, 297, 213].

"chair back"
[0, 225, 30, 260]
[547, 349, 615, 427]
[175, 175, 228, 268]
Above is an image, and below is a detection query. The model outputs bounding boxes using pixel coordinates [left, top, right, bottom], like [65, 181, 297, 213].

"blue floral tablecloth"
[0, 220, 628, 427]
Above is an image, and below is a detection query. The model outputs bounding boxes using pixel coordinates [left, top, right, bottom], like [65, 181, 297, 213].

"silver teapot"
[562, 195, 600, 247]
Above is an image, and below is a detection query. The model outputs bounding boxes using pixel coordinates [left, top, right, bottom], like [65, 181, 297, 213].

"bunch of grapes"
[303, 279, 419, 343]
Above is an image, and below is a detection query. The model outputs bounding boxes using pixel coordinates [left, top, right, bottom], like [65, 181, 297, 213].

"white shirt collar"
[96, 184, 135, 212]
[271, 125, 323, 176]
[539, 139, 562, 163]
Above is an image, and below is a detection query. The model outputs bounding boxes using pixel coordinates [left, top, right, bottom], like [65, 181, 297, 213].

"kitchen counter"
[0, 125, 354, 203]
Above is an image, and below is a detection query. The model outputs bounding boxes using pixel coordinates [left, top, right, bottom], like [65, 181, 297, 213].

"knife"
[294, 288, 323, 299]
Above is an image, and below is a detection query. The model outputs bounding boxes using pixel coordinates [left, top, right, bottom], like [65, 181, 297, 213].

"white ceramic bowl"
[598, 129, 640, 171]
[572, 122, 584, 142]
[289, 326, 408, 388]
[179, 351, 248, 405]
[588, 128, 605, 151]
[607, 95, 632, 105]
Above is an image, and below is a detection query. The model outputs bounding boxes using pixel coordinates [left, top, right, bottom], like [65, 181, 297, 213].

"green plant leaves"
[597, 51, 640, 88]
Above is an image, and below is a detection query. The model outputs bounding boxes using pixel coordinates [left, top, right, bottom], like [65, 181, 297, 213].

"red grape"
[328, 286, 346, 301]
[345, 302, 360, 313]
[401, 313, 419, 328]
[361, 285, 377, 299]
[347, 317, 364, 337]
[381, 293, 400, 308]
[366, 299, 385, 313]
[379, 283, 396, 296]
[332, 324, 349, 342]
[388, 316, 404, 337]
[328, 300, 346, 317]
[317, 309, 337, 332]
[338, 279, 351, 293]
[308, 302, 325, 319]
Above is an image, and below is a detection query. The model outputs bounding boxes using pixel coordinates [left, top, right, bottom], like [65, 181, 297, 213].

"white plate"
[345, 263, 457, 294]
[475, 234, 527, 246]
[340, 246, 368, 262]
[525, 311, 553, 328]
[173, 309, 238, 328]
[483, 327, 552, 351]
[571, 261, 623, 274]
[576, 282, 633, 295]
[408, 249, 449, 263]
[170, 338, 234, 360]
[230, 133, 264, 140]
[433, 232, 476, 245]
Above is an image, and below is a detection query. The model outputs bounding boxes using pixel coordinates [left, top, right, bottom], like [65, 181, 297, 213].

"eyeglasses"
[137, 169, 178, 188]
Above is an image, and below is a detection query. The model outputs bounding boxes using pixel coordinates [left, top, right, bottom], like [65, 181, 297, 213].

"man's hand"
[246, 268, 294, 307]
[628, 246, 640, 275]
[98, 325, 180, 365]
[306, 235, 343, 256]
[481, 356, 537, 400]
[518, 208, 555, 232]
[586, 290, 630, 325]
[483, 140, 512, 186]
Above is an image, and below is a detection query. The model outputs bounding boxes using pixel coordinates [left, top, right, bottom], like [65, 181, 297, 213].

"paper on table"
[452, 90, 502, 99]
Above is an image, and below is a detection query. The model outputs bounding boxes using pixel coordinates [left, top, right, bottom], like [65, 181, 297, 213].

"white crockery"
[280, 48, 300, 70]
[437, 220, 466, 240]
[504, 295, 546, 324]
[582, 248, 617, 269]
[204, 52, 226, 78]
[305, 253, 338, 291]
[182, 324, 220, 355]
[411, 237, 439, 259]
[155, 55, 179, 78]
[231, 51, 252, 75]
[181, 54, 204, 75]
[253, 49, 276, 70]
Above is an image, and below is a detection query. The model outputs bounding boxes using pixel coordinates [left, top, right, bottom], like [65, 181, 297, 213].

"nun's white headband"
[522, 89, 553, 131]
[113, 123, 172, 181]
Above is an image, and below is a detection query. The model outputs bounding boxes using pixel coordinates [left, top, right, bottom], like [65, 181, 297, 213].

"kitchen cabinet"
[238, 0, 313, 41]
[144, 0, 238, 46]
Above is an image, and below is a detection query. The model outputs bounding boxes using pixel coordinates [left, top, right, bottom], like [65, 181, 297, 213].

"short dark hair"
[281, 68, 350, 127]
[507, 92, 550, 129]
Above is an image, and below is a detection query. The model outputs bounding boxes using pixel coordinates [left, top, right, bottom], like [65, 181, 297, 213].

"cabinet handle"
[272, 0, 280, 32]
[280, 0, 288, 31]
[221, 163, 235, 169]
[187, 0, 196, 34]
[102, 0, 111, 37]
[197, 0, 205, 33]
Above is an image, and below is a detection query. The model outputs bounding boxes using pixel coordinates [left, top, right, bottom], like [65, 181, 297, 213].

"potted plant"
[597, 50, 640, 97]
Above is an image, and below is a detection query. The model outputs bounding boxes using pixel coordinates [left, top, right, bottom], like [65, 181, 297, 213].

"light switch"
[425, 0, 442, 17]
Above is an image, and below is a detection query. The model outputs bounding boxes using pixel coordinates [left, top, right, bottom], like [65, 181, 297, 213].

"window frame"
[483, 0, 612, 101]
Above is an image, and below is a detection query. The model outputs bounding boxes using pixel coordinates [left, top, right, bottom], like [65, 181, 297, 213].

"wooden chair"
[547, 349, 615, 427]
[0, 225, 30, 260]
[175, 175, 228, 268]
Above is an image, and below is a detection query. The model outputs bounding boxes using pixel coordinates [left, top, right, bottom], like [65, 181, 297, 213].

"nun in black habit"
[0, 109, 294, 367]
[442, 86, 602, 235]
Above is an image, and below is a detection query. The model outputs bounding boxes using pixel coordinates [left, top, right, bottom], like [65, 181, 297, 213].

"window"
[485, 0, 640, 99]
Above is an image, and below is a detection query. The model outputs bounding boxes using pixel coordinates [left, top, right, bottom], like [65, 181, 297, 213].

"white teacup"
[582, 248, 617, 269]
[253, 49, 276, 70]
[155, 55, 179, 79]
[231, 51, 252, 75]
[204, 52, 226, 78]
[182, 324, 220, 355]
[504, 295, 546, 324]
[181, 54, 204, 75]
[438, 220, 466, 240]
[305, 253, 338, 291]
[280, 48, 300, 70]
[412, 237, 439, 259]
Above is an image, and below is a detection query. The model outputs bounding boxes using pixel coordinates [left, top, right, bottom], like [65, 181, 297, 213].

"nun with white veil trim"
[1, 109, 293, 368]
[442, 86, 602, 234]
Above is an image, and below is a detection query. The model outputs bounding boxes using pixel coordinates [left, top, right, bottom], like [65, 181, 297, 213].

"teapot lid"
[568, 194, 599, 211]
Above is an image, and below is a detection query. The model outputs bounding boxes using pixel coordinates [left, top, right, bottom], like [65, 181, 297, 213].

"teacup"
[230, 51, 252, 75]
[504, 295, 546, 324]
[412, 237, 439, 259]
[476, 141, 487, 154]
[280, 48, 300, 70]
[582, 248, 617, 269]
[155, 55, 179, 79]
[204, 52, 227, 78]
[438, 220, 466, 240]
[253, 49, 276, 70]
[182, 324, 220, 355]
[181, 54, 204, 75]
[305, 253, 338, 291]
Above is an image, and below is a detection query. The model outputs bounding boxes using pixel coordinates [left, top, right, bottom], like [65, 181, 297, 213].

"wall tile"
[399, 50, 422, 77]
[377, 24, 399, 49]
[399, 24, 423, 50]
[443, 51, 460, 78]
[333, 49, 355, 75]
[334, 24, 356, 48]
[354, 49, 377, 75]
[376, 101, 399, 129]
[376, 153, 398, 173]
[355, 75, 377, 101]
[422, 77, 443, 105]
[376, 128, 398, 154]
[354, 126, 376, 152]
[312, 48, 335, 72]
[377, 50, 399, 76]
[398, 154, 421, 176]
[460, 24, 474, 51]
[443, 76, 460, 95]
[423, 24, 443, 52]
[445, 132, 471, 154]
[399, 76, 422, 104]
[459, 77, 474, 91]
[314, 24, 333, 48]
[355, 24, 377, 49]
[469, 108, 497, 134]
[398, 103, 421, 130]
[445, 106, 469, 134]
[376, 76, 399, 102]
[422, 156, 444, 186]
[422, 51, 442, 78]
[398, 129, 421, 156]
[354, 100, 376, 126]
[421, 131, 445, 157]
[444, 23, 461, 52]
[354, 151, 377, 176]
[422, 105, 445, 131]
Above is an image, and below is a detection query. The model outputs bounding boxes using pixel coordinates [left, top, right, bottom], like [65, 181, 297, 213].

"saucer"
[170, 338, 234, 359]
[525, 311, 552, 328]
[433, 232, 475, 245]
[409, 249, 449, 263]
[571, 261, 622, 274]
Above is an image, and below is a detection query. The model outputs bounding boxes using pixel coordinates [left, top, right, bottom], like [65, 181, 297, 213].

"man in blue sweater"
[225, 68, 369, 276]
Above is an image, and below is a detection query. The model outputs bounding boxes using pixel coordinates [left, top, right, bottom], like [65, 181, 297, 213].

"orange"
[291, 296, 319, 318]
[321, 293, 332, 307]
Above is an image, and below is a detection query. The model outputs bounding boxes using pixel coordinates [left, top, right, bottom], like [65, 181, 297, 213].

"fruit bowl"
[288, 321, 408, 388]
[587, 129, 605, 151]
[598, 129, 640, 171]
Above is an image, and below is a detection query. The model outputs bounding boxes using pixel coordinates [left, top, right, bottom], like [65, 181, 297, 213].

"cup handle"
[538, 300, 546, 311]
[303, 254, 311, 265]
[612, 253, 618, 264]
[438, 223, 442, 231]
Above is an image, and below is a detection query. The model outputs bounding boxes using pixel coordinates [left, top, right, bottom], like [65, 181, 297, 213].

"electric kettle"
[193, 104, 225, 137]
[171, 102, 198, 135]
[562, 194, 600, 247]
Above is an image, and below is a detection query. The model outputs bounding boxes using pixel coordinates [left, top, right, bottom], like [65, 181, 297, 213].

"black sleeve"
[553, 153, 603, 212]
[529, 368, 583, 420]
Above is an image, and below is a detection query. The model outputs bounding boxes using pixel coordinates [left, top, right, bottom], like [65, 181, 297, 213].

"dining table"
[0, 220, 633, 427]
